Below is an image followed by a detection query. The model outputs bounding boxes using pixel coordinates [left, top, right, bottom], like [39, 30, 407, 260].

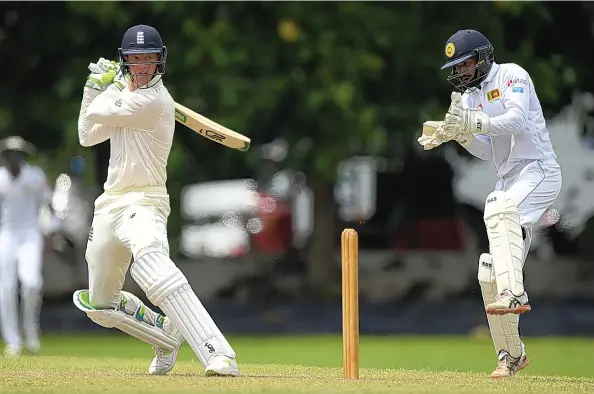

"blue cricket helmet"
[441, 29, 494, 91]
[118, 24, 167, 84]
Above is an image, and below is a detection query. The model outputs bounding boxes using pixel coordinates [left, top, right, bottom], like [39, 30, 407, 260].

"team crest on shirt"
[486, 88, 501, 102]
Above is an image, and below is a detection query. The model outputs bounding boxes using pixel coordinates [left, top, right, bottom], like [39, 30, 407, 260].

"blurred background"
[3, 1, 594, 339]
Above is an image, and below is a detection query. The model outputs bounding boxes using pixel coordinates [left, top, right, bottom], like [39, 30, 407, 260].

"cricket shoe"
[148, 317, 184, 375]
[149, 346, 180, 375]
[485, 289, 531, 315]
[205, 355, 240, 377]
[4, 345, 21, 357]
[491, 350, 530, 379]
[26, 338, 41, 355]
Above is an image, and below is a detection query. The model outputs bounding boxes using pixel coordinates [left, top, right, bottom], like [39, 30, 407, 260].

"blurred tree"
[0, 1, 593, 293]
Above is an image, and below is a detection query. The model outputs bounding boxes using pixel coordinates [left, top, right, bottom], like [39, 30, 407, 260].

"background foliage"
[1, 1, 592, 291]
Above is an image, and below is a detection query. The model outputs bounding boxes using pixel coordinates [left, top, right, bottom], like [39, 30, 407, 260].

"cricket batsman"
[72, 24, 239, 377]
[418, 29, 562, 378]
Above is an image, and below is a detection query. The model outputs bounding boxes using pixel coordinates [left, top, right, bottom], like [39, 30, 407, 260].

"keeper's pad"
[477, 253, 523, 358]
[483, 191, 525, 296]
[130, 251, 236, 367]
[73, 289, 182, 351]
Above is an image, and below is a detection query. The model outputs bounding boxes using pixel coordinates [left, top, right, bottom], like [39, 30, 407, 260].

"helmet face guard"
[118, 46, 167, 89]
[443, 45, 494, 92]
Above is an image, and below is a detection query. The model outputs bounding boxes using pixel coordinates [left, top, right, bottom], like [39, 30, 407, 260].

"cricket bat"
[174, 102, 251, 152]
[87, 62, 251, 152]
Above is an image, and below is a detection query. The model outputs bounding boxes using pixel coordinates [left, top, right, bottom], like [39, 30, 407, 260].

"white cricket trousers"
[85, 189, 170, 308]
[494, 158, 562, 247]
[0, 228, 44, 349]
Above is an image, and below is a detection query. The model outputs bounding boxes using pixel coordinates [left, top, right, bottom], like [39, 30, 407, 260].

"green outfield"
[0, 334, 593, 393]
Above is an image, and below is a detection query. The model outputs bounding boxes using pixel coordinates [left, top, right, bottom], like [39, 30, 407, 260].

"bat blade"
[174, 102, 251, 152]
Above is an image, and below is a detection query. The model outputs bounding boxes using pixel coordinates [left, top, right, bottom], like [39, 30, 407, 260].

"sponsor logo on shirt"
[507, 78, 528, 87]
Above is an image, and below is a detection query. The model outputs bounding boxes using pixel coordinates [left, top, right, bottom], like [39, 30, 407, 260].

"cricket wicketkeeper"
[419, 29, 562, 379]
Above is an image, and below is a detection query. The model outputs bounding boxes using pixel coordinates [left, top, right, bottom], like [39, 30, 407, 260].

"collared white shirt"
[461, 62, 557, 177]
[77, 79, 175, 193]
[0, 164, 51, 231]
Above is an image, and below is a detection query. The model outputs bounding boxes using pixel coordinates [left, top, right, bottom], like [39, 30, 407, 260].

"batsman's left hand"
[85, 69, 116, 92]
[444, 91, 490, 135]
[88, 59, 126, 91]
[90, 58, 120, 74]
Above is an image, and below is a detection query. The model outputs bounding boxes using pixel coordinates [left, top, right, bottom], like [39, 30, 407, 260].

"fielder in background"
[418, 29, 562, 378]
[72, 24, 239, 376]
[0, 136, 55, 356]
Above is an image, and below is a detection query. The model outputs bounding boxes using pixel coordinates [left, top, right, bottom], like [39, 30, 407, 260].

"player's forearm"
[458, 134, 493, 161]
[487, 105, 527, 136]
[78, 88, 112, 147]
[86, 85, 157, 132]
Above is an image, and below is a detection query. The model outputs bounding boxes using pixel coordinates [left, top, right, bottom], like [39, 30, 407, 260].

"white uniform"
[79, 78, 175, 308]
[0, 164, 51, 352]
[460, 62, 562, 359]
[77, 77, 236, 372]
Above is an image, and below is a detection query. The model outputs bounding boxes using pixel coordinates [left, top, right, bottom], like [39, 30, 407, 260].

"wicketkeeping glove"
[443, 91, 490, 135]
[418, 119, 473, 151]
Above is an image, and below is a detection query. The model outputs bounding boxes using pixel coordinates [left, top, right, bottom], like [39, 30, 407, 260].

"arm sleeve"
[487, 68, 531, 136]
[86, 84, 160, 132]
[78, 88, 115, 147]
[459, 134, 493, 161]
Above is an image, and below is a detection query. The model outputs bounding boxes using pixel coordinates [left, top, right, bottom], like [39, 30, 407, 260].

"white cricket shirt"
[0, 164, 51, 231]
[461, 62, 557, 177]
[78, 79, 175, 193]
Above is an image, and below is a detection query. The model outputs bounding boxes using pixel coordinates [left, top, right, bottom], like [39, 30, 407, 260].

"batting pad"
[477, 254, 523, 358]
[483, 191, 525, 296]
[73, 289, 181, 351]
[131, 252, 236, 367]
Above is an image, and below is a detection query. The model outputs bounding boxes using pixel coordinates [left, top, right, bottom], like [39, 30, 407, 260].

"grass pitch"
[0, 334, 592, 393]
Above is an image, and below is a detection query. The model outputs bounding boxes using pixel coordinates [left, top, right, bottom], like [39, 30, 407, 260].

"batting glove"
[111, 70, 126, 91]
[85, 69, 117, 92]
[88, 60, 127, 91]
[91, 57, 120, 73]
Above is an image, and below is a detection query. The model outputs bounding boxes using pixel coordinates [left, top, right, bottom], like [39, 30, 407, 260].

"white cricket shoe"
[148, 317, 184, 375]
[26, 338, 41, 355]
[4, 345, 21, 357]
[491, 350, 530, 379]
[486, 289, 531, 315]
[149, 346, 180, 375]
[205, 355, 240, 377]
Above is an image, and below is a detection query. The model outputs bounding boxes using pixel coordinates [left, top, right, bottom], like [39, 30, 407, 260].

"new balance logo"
[509, 298, 521, 308]
[136, 32, 144, 44]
